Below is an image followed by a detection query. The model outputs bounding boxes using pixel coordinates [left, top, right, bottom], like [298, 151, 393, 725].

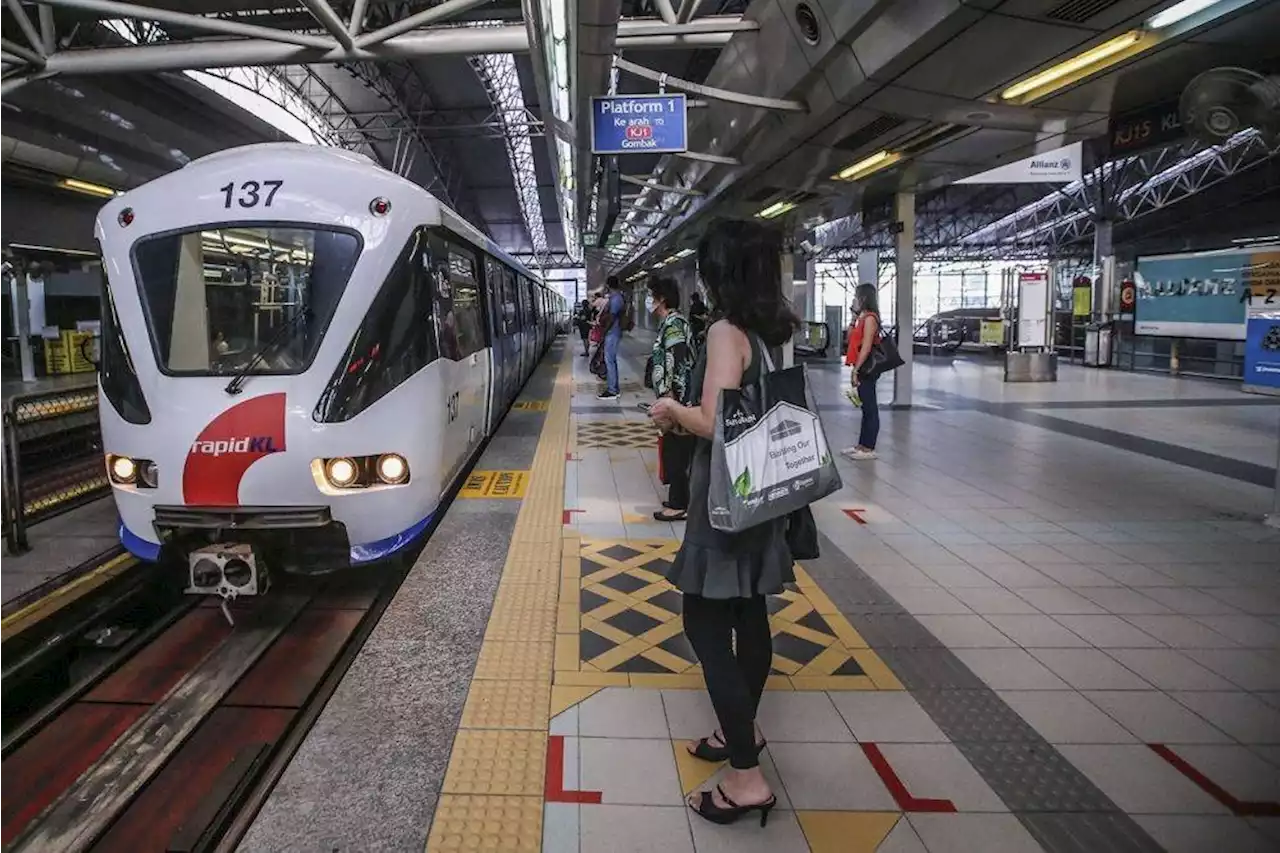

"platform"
[239, 334, 1280, 853]
[1, 498, 121, 605]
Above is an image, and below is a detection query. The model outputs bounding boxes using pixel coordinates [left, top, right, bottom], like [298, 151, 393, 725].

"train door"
[523, 277, 539, 374]
[484, 255, 518, 428]
[429, 234, 490, 484]
[519, 275, 535, 383]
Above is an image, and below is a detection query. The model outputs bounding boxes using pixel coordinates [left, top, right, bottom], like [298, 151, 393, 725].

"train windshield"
[131, 225, 360, 376]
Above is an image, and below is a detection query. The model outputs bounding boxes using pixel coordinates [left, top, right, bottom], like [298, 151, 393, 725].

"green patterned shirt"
[651, 311, 694, 401]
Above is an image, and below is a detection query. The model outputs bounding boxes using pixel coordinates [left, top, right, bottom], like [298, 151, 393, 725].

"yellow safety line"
[1, 553, 138, 641]
[426, 347, 573, 853]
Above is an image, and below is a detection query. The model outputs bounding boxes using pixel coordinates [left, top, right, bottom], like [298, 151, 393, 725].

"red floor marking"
[545, 735, 602, 804]
[563, 509, 584, 524]
[861, 743, 957, 813]
[843, 508, 867, 525]
[1149, 744, 1280, 816]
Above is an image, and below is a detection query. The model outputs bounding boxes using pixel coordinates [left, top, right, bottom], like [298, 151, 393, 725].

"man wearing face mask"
[647, 276, 696, 522]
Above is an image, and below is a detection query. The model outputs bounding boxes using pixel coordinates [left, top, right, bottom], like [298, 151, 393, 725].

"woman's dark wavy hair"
[647, 276, 680, 311]
[696, 219, 799, 347]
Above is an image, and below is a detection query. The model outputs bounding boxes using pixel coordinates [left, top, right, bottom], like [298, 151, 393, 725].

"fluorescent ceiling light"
[832, 150, 901, 182]
[756, 200, 797, 219]
[1146, 0, 1225, 28]
[1232, 235, 1279, 243]
[673, 248, 694, 259]
[59, 178, 119, 198]
[1001, 31, 1142, 101]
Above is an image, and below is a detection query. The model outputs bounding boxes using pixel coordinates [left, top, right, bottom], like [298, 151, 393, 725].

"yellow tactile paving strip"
[426, 348, 573, 853]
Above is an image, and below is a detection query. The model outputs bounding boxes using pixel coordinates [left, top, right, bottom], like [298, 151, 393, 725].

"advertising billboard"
[1133, 247, 1280, 339]
[1243, 301, 1280, 394]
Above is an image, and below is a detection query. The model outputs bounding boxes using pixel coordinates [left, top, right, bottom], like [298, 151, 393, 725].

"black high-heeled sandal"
[689, 785, 776, 827]
[688, 731, 767, 763]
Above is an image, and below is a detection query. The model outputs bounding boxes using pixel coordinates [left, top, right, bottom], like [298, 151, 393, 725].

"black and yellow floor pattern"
[573, 419, 660, 450]
[574, 379, 644, 394]
[552, 538, 903, 691]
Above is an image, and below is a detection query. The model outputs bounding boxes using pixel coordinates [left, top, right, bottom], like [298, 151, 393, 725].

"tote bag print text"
[714, 401, 831, 521]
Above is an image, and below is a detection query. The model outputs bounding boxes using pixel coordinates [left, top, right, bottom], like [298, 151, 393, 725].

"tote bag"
[858, 325, 905, 380]
[708, 338, 842, 533]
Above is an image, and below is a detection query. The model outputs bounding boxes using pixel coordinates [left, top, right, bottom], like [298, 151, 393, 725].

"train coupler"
[185, 543, 271, 626]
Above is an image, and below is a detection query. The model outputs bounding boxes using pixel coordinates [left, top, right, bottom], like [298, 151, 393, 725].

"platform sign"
[591, 94, 687, 155]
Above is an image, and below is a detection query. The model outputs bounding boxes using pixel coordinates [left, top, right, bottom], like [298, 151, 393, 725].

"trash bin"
[1084, 322, 1112, 367]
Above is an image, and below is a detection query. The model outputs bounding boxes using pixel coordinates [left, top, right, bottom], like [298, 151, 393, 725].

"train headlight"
[325, 457, 358, 488]
[109, 455, 136, 484]
[138, 460, 159, 489]
[376, 453, 409, 484]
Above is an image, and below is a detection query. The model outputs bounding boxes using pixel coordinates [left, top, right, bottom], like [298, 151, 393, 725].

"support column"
[1093, 219, 1116, 318]
[13, 270, 36, 383]
[894, 191, 915, 406]
[804, 257, 817, 322]
[857, 250, 878, 291]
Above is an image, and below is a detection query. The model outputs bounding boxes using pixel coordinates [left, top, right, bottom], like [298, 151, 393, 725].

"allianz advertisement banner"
[1133, 247, 1280, 341]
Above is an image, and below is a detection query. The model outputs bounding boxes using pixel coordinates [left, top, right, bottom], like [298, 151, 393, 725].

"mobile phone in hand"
[637, 402, 652, 412]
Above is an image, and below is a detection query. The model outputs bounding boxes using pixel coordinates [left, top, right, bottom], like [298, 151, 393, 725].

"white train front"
[95, 143, 563, 595]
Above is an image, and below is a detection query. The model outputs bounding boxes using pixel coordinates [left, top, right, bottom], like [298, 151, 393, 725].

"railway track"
[2, 555, 415, 853]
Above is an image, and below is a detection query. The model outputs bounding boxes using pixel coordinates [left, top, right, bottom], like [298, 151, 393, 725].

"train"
[95, 143, 565, 604]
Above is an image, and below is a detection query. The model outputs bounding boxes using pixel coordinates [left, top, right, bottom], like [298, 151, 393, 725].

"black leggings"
[661, 433, 695, 510]
[682, 593, 773, 770]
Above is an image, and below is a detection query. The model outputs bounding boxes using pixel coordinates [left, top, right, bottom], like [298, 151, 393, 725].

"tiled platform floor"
[542, 339, 1280, 853]
[416, 334, 1280, 853]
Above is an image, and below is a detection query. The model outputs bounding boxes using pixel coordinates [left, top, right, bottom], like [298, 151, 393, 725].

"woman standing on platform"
[842, 282, 882, 460]
[649, 220, 797, 829]
[646, 276, 695, 523]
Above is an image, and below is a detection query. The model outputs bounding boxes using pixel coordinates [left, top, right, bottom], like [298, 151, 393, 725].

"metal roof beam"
[1, 37, 43, 67]
[614, 56, 805, 112]
[348, 0, 369, 36]
[5, 0, 46, 58]
[353, 0, 491, 49]
[298, 0, 352, 50]
[21, 19, 738, 76]
[621, 174, 704, 196]
[652, 0, 678, 25]
[38, 0, 335, 48]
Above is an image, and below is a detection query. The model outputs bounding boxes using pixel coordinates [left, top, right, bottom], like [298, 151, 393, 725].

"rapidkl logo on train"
[190, 436, 282, 456]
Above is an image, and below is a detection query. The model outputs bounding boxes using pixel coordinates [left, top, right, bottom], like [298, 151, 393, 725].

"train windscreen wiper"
[224, 309, 311, 395]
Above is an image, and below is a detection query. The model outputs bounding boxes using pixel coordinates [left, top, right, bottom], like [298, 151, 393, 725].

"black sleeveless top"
[665, 331, 795, 598]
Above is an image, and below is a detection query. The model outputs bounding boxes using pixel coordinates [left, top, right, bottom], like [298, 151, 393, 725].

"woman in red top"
[843, 283, 881, 460]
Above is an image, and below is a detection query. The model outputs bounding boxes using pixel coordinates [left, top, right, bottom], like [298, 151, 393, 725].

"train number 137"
[219, 180, 283, 209]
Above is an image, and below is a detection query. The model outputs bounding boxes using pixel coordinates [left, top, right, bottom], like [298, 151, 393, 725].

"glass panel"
[99, 276, 150, 423]
[132, 225, 359, 376]
[313, 228, 437, 423]
[446, 243, 486, 357]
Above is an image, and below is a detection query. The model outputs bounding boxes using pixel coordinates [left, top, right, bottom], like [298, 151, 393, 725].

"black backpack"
[620, 292, 636, 332]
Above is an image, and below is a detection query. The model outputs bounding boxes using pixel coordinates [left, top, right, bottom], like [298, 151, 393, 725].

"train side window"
[484, 256, 509, 336]
[523, 277, 537, 325]
[99, 276, 151, 424]
[502, 267, 518, 334]
[444, 243, 485, 357]
[314, 228, 437, 423]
